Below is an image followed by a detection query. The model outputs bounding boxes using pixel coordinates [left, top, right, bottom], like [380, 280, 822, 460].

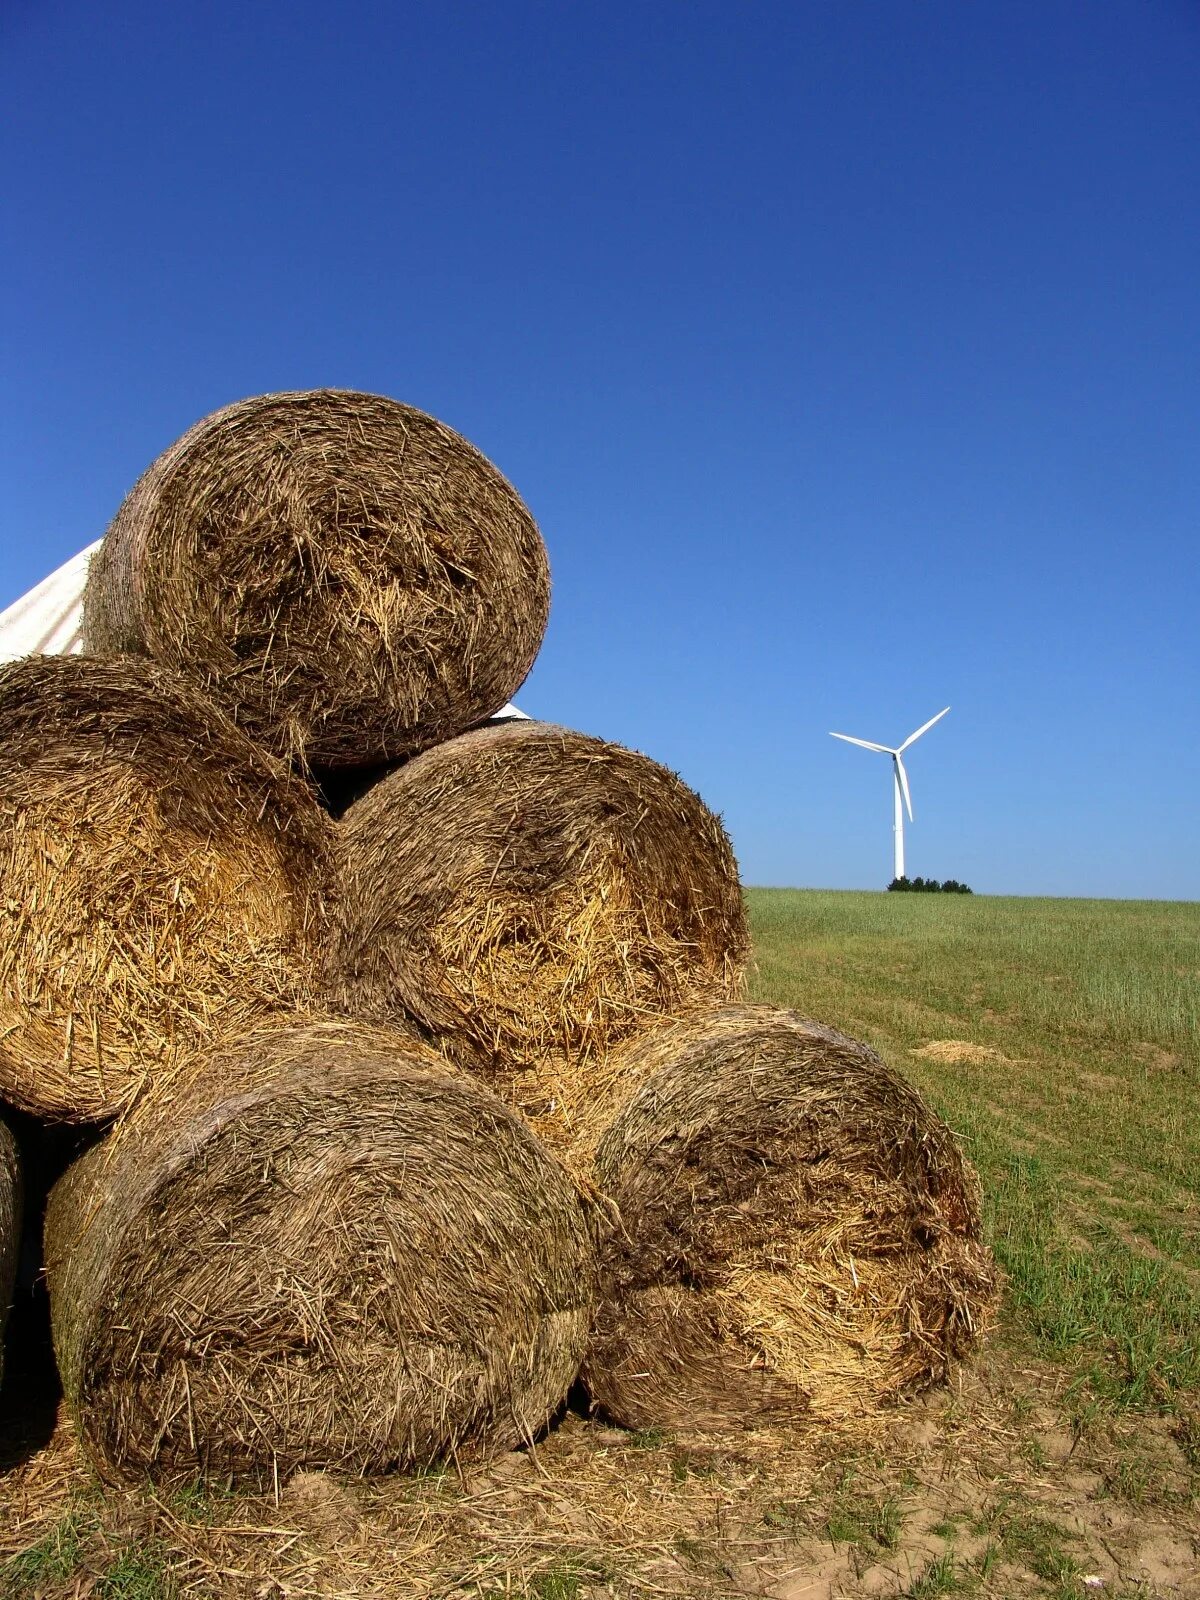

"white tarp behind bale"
[0, 544, 530, 720]
[0, 543, 102, 660]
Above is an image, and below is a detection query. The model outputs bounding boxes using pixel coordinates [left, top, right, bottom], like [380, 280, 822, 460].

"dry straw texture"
[328, 721, 749, 1123]
[0, 1115, 20, 1394]
[83, 389, 550, 769]
[0, 655, 333, 1122]
[581, 1005, 997, 1432]
[45, 1017, 597, 1488]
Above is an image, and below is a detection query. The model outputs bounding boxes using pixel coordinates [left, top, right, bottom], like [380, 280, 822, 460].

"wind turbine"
[829, 708, 950, 881]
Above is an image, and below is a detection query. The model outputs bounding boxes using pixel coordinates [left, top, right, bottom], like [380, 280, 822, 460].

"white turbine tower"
[830, 708, 950, 881]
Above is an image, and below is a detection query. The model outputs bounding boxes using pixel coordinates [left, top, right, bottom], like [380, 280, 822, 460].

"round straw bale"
[0, 1116, 21, 1393]
[83, 390, 550, 769]
[44, 1017, 596, 1486]
[0, 655, 333, 1122]
[328, 721, 749, 1120]
[581, 1005, 997, 1432]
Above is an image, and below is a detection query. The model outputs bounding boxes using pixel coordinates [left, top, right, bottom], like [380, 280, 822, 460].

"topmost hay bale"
[0, 654, 332, 1121]
[327, 720, 749, 1122]
[83, 390, 550, 769]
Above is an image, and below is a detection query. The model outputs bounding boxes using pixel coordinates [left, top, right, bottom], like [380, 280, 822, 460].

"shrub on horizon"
[887, 876, 973, 894]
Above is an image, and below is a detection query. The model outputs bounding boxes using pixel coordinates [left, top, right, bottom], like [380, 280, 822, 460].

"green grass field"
[748, 888, 1200, 1412]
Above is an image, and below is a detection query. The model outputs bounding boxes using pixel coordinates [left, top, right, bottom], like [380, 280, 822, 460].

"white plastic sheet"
[0, 542, 101, 660]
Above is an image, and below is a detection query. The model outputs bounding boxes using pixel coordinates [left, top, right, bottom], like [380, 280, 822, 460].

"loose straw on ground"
[578, 1005, 998, 1432]
[45, 1017, 597, 1487]
[83, 389, 550, 770]
[0, 655, 333, 1121]
[327, 721, 749, 1124]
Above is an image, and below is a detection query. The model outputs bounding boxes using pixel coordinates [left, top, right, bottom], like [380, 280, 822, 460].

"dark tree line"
[887, 876, 973, 894]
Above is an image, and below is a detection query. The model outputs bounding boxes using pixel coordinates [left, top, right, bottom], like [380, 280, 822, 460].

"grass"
[0, 1504, 174, 1600]
[824, 1491, 903, 1554]
[986, 1508, 1079, 1578]
[902, 1551, 964, 1597]
[526, 1558, 592, 1600]
[748, 888, 1200, 1412]
[625, 1427, 668, 1451]
[1, 1505, 94, 1596]
[95, 1544, 176, 1600]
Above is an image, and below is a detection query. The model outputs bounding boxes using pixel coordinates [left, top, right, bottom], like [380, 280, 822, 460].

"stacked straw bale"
[0, 1115, 20, 1392]
[3, 386, 997, 1481]
[83, 390, 550, 770]
[0, 655, 333, 1121]
[327, 720, 750, 1125]
[571, 1005, 997, 1432]
[45, 1018, 596, 1486]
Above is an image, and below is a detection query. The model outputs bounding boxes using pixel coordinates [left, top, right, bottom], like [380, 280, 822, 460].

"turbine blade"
[895, 755, 914, 820]
[830, 732, 891, 753]
[898, 705, 950, 752]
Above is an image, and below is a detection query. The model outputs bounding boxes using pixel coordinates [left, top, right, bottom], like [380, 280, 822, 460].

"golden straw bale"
[0, 655, 333, 1121]
[0, 1115, 20, 1393]
[45, 1017, 596, 1487]
[83, 390, 549, 769]
[580, 1005, 997, 1432]
[327, 721, 749, 1123]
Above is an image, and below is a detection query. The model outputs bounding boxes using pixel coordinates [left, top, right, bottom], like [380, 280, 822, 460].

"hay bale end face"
[0, 655, 333, 1121]
[83, 390, 550, 769]
[328, 721, 749, 1125]
[583, 1005, 997, 1432]
[0, 1116, 21, 1393]
[45, 1018, 596, 1486]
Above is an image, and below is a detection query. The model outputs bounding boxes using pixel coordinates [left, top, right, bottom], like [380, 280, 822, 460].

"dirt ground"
[2, 1334, 1197, 1599]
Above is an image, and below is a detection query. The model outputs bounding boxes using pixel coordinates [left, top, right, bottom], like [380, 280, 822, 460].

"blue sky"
[3, 0, 1197, 898]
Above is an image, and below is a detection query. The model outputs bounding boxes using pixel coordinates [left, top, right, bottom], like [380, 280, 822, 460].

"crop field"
[2, 890, 1197, 1599]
